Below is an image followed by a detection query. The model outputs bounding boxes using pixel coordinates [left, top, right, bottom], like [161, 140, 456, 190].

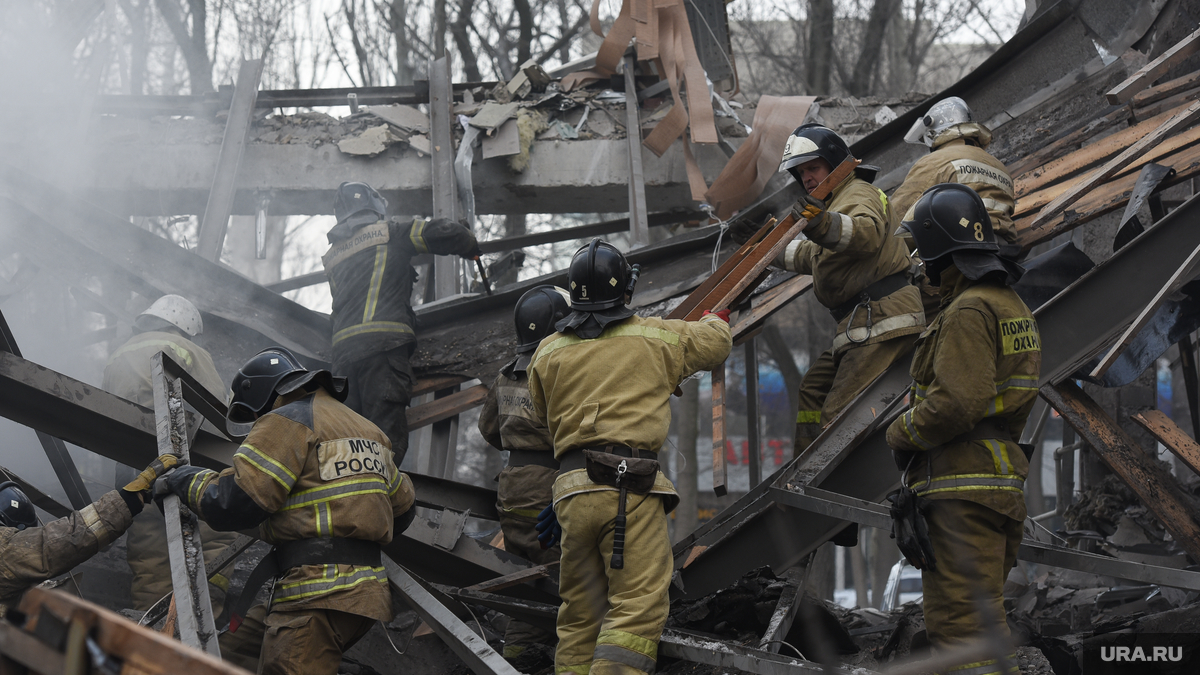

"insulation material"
[509, 109, 548, 173]
[704, 96, 816, 220]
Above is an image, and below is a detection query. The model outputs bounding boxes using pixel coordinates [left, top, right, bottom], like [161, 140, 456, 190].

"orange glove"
[702, 309, 731, 323]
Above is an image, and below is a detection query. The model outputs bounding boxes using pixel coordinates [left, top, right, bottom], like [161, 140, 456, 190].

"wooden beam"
[1041, 381, 1200, 562]
[732, 275, 814, 341]
[412, 374, 471, 398]
[196, 59, 264, 262]
[711, 362, 727, 497]
[264, 270, 325, 294]
[625, 55, 650, 248]
[1089, 237, 1200, 378]
[476, 210, 700, 255]
[406, 384, 488, 430]
[1131, 69, 1200, 108]
[1131, 409, 1200, 476]
[1030, 100, 1200, 230]
[1106, 27, 1200, 105]
[464, 562, 559, 594]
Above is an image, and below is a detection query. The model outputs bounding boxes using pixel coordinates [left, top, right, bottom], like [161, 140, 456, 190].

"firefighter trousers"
[922, 499, 1022, 675]
[339, 347, 415, 466]
[258, 607, 374, 675]
[555, 490, 671, 675]
[794, 334, 918, 451]
[497, 465, 560, 658]
[125, 506, 235, 611]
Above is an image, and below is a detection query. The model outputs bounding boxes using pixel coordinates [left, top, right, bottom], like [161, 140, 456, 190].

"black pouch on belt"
[886, 485, 937, 571]
[584, 451, 659, 570]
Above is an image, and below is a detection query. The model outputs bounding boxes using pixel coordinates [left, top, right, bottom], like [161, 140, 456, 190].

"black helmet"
[567, 239, 635, 311]
[902, 183, 1022, 285]
[334, 181, 388, 227]
[515, 285, 572, 353]
[0, 482, 36, 530]
[228, 347, 348, 425]
[778, 124, 877, 184]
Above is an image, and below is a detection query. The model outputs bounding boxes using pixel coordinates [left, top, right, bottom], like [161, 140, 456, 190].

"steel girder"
[672, 191, 1200, 601]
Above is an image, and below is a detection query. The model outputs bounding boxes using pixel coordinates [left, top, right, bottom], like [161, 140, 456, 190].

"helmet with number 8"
[901, 183, 1022, 285]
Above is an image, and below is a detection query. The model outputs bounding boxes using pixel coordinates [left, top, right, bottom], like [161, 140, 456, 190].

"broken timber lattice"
[150, 351, 221, 657]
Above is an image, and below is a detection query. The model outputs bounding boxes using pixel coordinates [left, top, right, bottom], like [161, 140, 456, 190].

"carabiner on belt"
[845, 296, 873, 345]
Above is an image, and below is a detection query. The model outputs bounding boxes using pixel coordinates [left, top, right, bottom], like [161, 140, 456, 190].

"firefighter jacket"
[0, 491, 133, 607]
[890, 123, 1018, 245]
[885, 265, 1041, 521]
[323, 217, 477, 364]
[528, 313, 732, 505]
[775, 174, 925, 353]
[103, 330, 227, 407]
[180, 388, 415, 622]
[479, 361, 554, 455]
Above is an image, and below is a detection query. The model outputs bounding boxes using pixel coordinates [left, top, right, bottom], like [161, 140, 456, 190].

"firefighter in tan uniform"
[760, 124, 925, 451]
[102, 294, 238, 612]
[0, 457, 179, 608]
[528, 240, 732, 675]
[159, 347, 416, 675]
[892, 97, 1018, 319]
[886, 184, 1039, 675]
[325, 182, 479, 464]
[478, 285, 571, 664]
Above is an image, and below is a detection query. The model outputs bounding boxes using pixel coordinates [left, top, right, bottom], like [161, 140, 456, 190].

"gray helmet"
[137, 295, 203, 336]
[334, 182, 388, 227]
[905, 97, 972, 148]
[0, 482, 36, 530]
[902, 183, 1022, 285]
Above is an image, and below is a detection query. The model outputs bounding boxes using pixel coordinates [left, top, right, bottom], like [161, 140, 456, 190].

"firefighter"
[0, 457, 180, 608]
[157, 347, 416, 675]
[527, 239, 732, 675]
[324, 181, 479, 465]
[477, 284, 571, 665]
[892, 97, 1019, 319]
[102, 294, 238, 612]
[886, 183, 1038, 675]
[741, 124, 925, 452]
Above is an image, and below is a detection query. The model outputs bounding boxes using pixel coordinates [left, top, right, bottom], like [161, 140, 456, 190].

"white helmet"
[138, 295, 203, 336]
[904, 97, 972, 148]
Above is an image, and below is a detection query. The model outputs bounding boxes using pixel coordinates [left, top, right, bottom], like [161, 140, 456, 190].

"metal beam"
[151, 352, 220, 656]
[383, 558, 522, 675]
[758, 568, 804, 654]
[196, 59, 264, 262]
[659, 629, 849, 675]
[0, 309, 91, 510]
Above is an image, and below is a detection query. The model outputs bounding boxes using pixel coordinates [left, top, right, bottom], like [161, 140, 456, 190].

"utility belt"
[229, 537, 381, 633]
[829, 273, 910, 323]
[560, 445, 660, 570]
[506, 448, 560, 470]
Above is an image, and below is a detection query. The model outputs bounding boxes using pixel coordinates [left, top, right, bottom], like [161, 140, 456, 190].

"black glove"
[792, 194, 830, 230]
[535, 504, 561, 549]
[153, 465, 211, 513]
[887, 486, 937, 571]
[463, 235, 482, 259]
[728, 218, 765, 245]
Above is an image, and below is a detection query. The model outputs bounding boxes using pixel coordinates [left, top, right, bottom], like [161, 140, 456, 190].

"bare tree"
[155, 0, 213, 93]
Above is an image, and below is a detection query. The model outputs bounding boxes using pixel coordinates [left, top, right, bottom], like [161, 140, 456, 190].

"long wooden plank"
[406, 384, 489, 429]
[667, 217, 774, 321]
[1089, 238, 1200, 378]
[1030, 100, 1200, 230]
[1106, 26, 1200, 105]
[1131, 409, 1200, 476]
[1132, 70, 1200, 108]
[1013, 130, 1200, 249]
[1042, 381, 1200, 562]
[1015, 101, 1189, 198]
[464, 562, 559, 594]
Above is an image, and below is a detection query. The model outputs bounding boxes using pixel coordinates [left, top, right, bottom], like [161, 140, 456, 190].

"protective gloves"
[702, 309, 731, 323]
[118, 453, 181, 515]
[535, 504, 561, 549]
[792, 194, 830, 231]
[153, 465, 214, 514]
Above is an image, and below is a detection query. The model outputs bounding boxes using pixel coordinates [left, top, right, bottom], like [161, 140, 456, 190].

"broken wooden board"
[712, 362, 728, 497]
[1131, 409, 1200, 476]
[1041, 381, 1200, 562]
[1030, 100, 1200, 229]
[406, 384, 489, 430]
[1107, 26, 1200, 104]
